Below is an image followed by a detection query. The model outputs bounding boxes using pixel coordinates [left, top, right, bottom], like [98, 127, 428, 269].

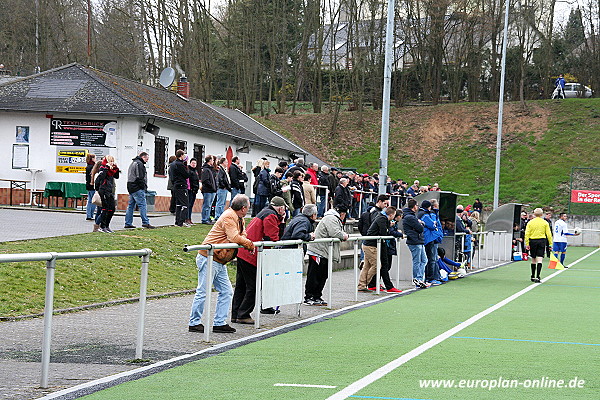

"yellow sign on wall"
[56, 166, 86, 173]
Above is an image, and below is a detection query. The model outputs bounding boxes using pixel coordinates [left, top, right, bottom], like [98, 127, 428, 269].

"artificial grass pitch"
[82, 247, 599, 400]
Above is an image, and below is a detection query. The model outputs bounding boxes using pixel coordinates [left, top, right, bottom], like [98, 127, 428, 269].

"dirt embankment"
[264, 102, 550, 165]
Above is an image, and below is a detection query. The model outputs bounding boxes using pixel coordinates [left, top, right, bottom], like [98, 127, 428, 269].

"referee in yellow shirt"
[525, 208, 553, 283]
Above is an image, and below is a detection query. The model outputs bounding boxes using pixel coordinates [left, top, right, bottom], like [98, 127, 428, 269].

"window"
[154, 136, 169, 176]
[193, 143, 205, 162]
[175, 140, 187, 152]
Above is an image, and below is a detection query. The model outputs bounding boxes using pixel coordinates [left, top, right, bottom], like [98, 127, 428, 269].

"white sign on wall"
[261, 248, 304, 309]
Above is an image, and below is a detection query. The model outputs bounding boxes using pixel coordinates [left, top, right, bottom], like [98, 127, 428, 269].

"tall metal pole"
[35, 0, 40, 73]
[87, 0, 92, 66]
[379, 0, 395, 195]
[493, 0, 510, 209]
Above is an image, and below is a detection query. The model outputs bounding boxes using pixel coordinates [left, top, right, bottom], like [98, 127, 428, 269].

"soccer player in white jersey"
[553, 213, 580, 266]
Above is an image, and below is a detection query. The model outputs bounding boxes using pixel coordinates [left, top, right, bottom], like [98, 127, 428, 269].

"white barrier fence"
[0, 249, 152, 389]
[183, 231, 509, 341]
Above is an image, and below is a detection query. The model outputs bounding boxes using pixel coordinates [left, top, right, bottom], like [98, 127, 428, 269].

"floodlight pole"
[379, 0, 395, 196]
[493, 0, 510, 210]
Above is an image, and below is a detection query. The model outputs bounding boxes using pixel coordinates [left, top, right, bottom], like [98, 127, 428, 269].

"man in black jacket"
[333, 178, 352, 214]
[200, 155, 217, 224]
[357, 206, 396, 291]
[403, 199, 429, 289]
[280, 203, 317, 252]
[124, 152, 155, 229]
[169, 150, 190, 227]
[229, 156, 248, 198]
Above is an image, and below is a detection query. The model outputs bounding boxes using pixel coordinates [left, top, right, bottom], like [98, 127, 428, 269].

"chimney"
[177, 76, 190, 99]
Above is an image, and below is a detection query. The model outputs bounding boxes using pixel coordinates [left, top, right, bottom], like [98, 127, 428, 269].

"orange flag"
[548, 253, 565, 270]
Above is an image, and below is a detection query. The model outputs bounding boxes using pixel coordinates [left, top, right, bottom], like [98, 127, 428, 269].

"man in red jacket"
[231, 196, 287, 324]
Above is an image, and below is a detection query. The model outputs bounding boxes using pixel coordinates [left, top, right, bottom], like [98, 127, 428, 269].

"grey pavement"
[0, 207, 503, 400]
[0, 207, 178, 242]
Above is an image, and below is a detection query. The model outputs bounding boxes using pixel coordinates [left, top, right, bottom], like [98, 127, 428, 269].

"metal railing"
[0, 249, 152, 388]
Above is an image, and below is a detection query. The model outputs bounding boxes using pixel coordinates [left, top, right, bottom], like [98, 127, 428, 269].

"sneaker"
[188, 324, 204, 333]
[235, 318, 255, 324]
[142, 224, 156, 229]
[530, 277, 536, 282]
[314, 298, 328, 306]
[533, 277, 541, 283]
[429, 280, 442, 286]
[357, 288, 371, 292]
[86, 217, 94, 221]
[386, 287, 402, 293]
[367, 287, 377, 291]
[103, 227, 114, 233]
[303, 298, 317, 305]
[182, 222, 192, 228]
[124, 225, 136, 229]
[260, 307, 280, 314]
[213, 324, 236, 333]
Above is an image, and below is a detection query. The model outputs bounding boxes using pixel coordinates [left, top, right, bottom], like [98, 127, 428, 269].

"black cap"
[421, 200, 432, 209]
[335, 205, 348, 214]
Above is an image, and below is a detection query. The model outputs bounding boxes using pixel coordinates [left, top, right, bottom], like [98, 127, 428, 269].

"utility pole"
[378, 0, 395, 196]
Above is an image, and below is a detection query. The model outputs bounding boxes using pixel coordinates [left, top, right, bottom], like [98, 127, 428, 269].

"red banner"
[571, 190, 600, 204]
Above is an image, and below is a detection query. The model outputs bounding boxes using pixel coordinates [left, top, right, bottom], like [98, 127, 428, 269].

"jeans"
[215, 188, 229, 219]
[201, 192, 216, 223]
[189, 253, 233, 327]
[317, 195, 327, 218]
[86, 190, 97, 219]
[231, 187, 241, 200]
[425, 242, 442, 282]
[253, 194, 268, 216]
[408, 244, 427, 282]
[125, 190, 150, 226]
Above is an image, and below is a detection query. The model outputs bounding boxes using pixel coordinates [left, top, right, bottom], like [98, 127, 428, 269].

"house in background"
[0, 63, 308, 211]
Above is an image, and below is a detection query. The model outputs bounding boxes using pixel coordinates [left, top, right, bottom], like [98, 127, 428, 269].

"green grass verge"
[0, 225, 216, 317]
[79, 247, 599, 400]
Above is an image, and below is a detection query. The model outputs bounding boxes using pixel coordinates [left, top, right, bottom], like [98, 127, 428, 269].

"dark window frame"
[154, 135, 169, 176]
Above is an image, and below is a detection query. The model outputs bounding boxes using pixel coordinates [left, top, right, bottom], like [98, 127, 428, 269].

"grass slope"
[260, 99, 600, 211]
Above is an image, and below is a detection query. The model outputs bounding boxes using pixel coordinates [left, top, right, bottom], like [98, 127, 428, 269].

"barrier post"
[376, 239, 382, 294]
[477, 233, 481, 269]
[135, 251, 151, 360]
[40, 254, 57, 389]
[327, 241, 334, 307]
[203, 247, 214, 342]
[395, 238, 401, 288]
[325, 188, 330, 211]
[353, 240, 359, 301]
[254, 243, 264, 329]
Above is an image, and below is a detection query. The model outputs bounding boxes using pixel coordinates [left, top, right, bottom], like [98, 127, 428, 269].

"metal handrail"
[2, 248, 152, 388]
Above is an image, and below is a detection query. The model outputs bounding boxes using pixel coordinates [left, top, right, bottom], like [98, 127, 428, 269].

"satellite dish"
[159, 67, 176, 88]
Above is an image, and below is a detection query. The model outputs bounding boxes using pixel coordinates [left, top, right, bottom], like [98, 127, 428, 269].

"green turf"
[81, 247, 599, 400]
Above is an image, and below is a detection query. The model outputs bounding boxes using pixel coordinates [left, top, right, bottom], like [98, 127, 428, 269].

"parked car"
[553, 82, 593, 99]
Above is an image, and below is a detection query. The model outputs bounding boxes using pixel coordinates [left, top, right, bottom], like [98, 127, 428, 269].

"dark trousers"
[173, 188, 188, 226]
[231, 257, 257, 320]
[305, 255, 329, 300]
[169, 189, 176, 214]
[188, 190, 197, 220]
[368, 249, 394, 290]
[99, 190, 115, 229]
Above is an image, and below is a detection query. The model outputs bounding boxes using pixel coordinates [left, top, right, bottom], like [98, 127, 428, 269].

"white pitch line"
[274, 383, 337, 388]
[326, 248, 600, 400]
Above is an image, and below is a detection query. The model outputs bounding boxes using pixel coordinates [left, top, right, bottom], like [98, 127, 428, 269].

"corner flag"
[548, 253, 565, 270]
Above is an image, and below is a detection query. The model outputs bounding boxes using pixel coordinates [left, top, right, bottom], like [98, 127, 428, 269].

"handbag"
[92, 191, 103, 206]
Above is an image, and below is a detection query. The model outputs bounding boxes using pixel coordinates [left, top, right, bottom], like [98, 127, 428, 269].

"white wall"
[0, 111, 294, 197]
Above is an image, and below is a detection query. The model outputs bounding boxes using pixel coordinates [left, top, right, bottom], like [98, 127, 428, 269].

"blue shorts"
[552, 242, 567, 253]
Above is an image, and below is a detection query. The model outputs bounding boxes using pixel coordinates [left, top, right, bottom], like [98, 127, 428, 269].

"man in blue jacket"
[419, 200, 443, 285]
[403, 198, 430, 289]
